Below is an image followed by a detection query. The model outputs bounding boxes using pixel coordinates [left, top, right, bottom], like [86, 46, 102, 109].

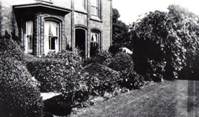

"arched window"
[90, 29, 101, 57]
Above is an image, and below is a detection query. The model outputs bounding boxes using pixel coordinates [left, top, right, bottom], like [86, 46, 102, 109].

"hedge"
[45, 50, 82, 69]
[26, 58, 76, 92]
[0, 58, 43, 117]
[0, 37, 24, 61]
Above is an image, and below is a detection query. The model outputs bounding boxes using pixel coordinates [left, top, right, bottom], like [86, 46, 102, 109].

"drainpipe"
[71, 0, 75, 53]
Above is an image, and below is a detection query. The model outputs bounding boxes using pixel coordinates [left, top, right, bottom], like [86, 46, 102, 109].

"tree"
[110, 8, 129, 54]
[131, 5, 199, 80]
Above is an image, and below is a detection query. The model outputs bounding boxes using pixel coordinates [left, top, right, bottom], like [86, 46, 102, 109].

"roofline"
[13, 2, 72, 13]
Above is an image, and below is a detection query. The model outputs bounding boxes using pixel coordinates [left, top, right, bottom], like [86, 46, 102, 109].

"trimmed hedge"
[0, 58, 43, 117]
[0, 37, 24, 61]
[26, 58, 76, 92]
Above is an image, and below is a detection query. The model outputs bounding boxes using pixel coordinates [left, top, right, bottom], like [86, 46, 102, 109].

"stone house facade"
[0, 0, 112, 58]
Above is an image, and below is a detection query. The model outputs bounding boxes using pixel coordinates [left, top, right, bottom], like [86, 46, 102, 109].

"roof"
[13, 2, 71, 16]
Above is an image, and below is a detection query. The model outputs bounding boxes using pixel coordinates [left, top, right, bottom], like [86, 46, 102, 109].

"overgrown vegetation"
[2, 4, 199, 116]
[129, 5, 199, 80]
[110, 8, 129, 55]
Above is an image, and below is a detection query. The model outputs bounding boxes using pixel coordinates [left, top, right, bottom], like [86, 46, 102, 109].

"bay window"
[25, 21, 33, 54]
[44, 21, 60, 55]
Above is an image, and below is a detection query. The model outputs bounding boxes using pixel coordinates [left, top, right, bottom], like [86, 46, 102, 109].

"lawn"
[70, 80, 198, 117]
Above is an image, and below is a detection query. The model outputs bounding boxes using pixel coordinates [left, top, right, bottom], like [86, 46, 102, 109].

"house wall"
[0, 0, 112, 57]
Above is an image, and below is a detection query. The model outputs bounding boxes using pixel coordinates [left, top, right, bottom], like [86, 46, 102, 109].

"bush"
[109, 52, 134, 72]
[119, 70, 144, 89]
[131, 5, 199, 80]
[109, 44, 121, 55]
[83, 51, 113, 66]
[26, 58, 76, 92]
[109, 52, 144, 89]
[45, 50, 82, 69]
[0, 37, 24, 61]
[0, 58, 43, 117]
[82, 63, 120, 96]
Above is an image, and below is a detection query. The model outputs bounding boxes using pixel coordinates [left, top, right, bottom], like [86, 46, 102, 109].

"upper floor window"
[90, 0, 101, 18]
[74, 0, 86, 11]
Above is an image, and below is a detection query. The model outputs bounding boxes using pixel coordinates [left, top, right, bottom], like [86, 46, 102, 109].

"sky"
[113, 0, 199, 24]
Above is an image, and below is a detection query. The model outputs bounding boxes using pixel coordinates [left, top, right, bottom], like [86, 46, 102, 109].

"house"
[0, 0, 112, 58]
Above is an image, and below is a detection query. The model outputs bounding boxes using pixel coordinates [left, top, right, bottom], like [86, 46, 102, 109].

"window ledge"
[74, 9, 88, 15]
[90, 16, 102, 23]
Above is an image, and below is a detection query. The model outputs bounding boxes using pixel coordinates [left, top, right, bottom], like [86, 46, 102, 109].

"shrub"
[83, 51, 113, 66]
[0, 37, 24, 61]
[119, 70, 144, 89]
[26, 58, 76, 92]
[109, 52, 134, 72]
[131, 5, 199, 80]
[109, 52, 144, 89]
[109, 44, 121, 55]
[45, 50, 82, 69]
[82, 63, 120, 96]
[0, 58, 43, 117]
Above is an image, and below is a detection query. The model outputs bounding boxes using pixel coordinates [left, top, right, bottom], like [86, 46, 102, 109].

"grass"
[70, 80, 196, 117]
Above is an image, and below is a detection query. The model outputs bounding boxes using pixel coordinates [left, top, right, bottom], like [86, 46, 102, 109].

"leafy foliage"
[83, 51, 113, 66]
[111, 8, 129, 54]
[131, 5, 199, 80]
[0, 37, 24, 61]
[0, 58, 43, 117]
[26, 58, 76, 92]
[109, 52, 144, 89]
[45, 50, 82, 69]
[109, 52, 134, 71]
[82, 63, 120, 96]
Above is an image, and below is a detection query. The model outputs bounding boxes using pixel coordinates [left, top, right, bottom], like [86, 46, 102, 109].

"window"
[90, 30, 101, 57]
[74, 0, 86, 11]
[44, 21, 60, 55]
[25, 21, 33, 54]
[90, 0, 101, 18]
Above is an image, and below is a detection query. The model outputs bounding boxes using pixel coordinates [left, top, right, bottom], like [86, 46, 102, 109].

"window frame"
[25, 21, 34, 54]
[90, 29, 102, 57]
[44, 20, 61, 54]
[90, 0, 101, 19]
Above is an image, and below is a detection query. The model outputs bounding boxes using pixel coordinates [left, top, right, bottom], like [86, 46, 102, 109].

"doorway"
[75, 28, 86, 57]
